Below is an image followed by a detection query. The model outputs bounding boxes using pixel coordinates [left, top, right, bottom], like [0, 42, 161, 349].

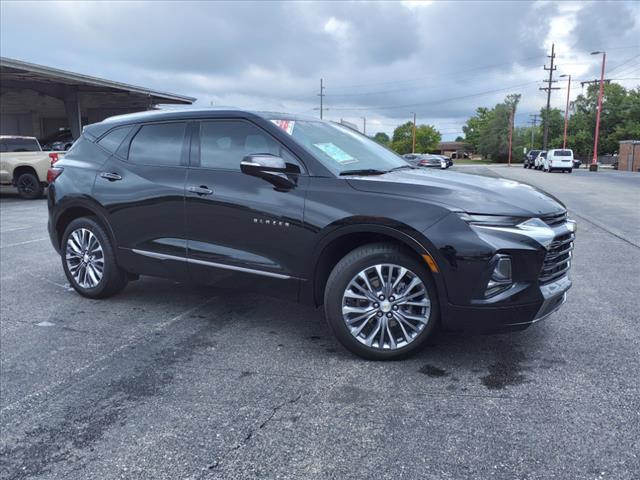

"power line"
[325, 80, 540, 112]
[328, 55, 546, 91]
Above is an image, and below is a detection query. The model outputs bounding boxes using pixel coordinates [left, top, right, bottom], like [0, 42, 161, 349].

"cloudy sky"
[1, 0, 639, 139]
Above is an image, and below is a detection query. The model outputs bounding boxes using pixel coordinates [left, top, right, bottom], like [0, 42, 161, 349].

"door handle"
[187, 185, 213, 196]
[100, 172, 122, 181]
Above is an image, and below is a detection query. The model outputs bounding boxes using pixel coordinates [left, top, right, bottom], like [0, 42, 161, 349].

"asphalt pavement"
[1, 166, 639, 480]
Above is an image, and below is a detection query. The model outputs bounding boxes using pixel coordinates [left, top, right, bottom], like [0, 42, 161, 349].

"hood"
[346, 169, 565, 217]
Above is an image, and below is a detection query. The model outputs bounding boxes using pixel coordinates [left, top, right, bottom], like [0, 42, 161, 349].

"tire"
[61, 217, 128, 298]
[568, 169, 572, 174]
[15, 172, 44, 199]
[324, 243, 439, 360]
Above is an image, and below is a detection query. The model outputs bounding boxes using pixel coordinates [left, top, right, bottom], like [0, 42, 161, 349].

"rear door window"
[128, 122, 187, 166]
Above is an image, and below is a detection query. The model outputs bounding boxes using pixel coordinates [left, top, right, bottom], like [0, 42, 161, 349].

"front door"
[184, 119, 308, 294]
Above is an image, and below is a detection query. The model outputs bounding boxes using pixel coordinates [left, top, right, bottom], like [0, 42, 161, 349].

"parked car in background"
[543, 149, 574, 173]
[434, 154, 453, 168]
[0, 135, 63, 198]
[524, 149, 541, 169]
[47, 109, 575, 359]
[572, 158, 582, 169]
[534, 151, 547, 170]
[403, 154, 447, 169]
[40, 128, 74, 151]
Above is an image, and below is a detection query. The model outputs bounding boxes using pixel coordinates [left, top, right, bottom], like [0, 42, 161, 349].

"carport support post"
[64, 88, 82, 140]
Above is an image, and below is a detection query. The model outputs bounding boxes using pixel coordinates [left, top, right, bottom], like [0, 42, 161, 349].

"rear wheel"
[61, 217, 128, 298]
[15, 172, 43, 199]
[324, 243, 439, 360]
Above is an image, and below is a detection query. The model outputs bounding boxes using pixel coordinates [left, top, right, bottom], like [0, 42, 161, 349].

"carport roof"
[0, 56, 196, 104]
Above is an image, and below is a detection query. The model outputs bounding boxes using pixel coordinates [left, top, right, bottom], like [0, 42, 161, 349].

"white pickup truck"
[0, 136, 64, 199]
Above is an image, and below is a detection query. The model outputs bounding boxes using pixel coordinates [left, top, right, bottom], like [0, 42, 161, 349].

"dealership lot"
[1, 167, 639, 479]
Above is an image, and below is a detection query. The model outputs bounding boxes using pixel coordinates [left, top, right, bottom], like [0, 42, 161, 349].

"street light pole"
[590, 51, 606, 172]
[560, 74, 571, 149]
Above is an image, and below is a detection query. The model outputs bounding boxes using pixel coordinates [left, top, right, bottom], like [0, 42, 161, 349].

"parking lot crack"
[206, 392, 305, 472]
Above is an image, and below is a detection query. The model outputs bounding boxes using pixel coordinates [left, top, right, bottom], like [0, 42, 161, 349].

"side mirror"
[241, 154, 296, 190]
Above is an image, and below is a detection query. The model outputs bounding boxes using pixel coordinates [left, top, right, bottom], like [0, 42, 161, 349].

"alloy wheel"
[65, 228, 104, 288]
[341, 264, 431, 350]
[17, 176, 36, 194]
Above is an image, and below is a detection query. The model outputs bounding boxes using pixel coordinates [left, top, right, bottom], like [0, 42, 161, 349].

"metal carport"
[0, 56, 195, 141]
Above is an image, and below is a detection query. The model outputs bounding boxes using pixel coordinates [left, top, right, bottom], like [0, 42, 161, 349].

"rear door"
[184, 119, 308, 291]
[92, 121, 190, 279]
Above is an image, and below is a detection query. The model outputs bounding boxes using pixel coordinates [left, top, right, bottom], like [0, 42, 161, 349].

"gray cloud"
[1, 0, 638, 139]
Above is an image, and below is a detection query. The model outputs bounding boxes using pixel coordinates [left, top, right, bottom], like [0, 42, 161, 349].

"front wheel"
[324, 243, 439, 360]
[61, 217, 128, 298]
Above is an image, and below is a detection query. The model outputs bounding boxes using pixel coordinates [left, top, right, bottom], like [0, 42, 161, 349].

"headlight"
[457, 213, 528, 227]
[458, 213, 556, 248]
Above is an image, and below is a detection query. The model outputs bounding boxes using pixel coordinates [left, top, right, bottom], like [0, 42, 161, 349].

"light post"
[560, 74, 571, 149]
[590, 51, 606, 172]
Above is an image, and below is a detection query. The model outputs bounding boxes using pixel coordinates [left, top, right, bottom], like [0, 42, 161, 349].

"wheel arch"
[12, 165, 39, 183]
[306, 223, 444, 307]
[53, 199, 117, 252]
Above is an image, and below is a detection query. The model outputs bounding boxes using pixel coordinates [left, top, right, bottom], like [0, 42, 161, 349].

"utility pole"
[411, 112, 417, 153]
[318, 78, 325, 120]
[362, 117, 366, 135]
[560, 74, 571, 149]
[539, 43, 559, 150]
[528, 114, 539, 149]
[507, 109, 514, 167]
[590, 51, 607, 172]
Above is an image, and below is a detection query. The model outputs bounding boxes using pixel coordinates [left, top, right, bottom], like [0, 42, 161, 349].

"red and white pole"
[591, 52, 606, 171]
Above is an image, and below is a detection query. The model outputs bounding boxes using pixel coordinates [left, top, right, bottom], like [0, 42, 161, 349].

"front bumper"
[423, 212, 575, 333]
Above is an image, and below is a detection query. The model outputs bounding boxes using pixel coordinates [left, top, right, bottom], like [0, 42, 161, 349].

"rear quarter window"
[97, 126, 133, 153]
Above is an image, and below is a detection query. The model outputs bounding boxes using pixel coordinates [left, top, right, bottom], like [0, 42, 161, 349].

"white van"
[543, 149, 574, 173]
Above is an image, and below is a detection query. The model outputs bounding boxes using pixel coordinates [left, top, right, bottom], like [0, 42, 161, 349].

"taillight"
[49, 152, 59, 165]
[47, 167, 63, 183]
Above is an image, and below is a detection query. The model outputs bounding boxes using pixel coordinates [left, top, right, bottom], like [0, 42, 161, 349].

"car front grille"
[539, 231, 574, 285]
[541, 211, 567, 227]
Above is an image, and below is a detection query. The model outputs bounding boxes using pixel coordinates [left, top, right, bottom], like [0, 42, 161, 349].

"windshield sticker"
[313, 142, 357, 165]
[271, 119, 295, 135]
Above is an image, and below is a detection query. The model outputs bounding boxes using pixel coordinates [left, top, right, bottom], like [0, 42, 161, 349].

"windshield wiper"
[339, 169, 387, 176]
[387, 165, 416, 172]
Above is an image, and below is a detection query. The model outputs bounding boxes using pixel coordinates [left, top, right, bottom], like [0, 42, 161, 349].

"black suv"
[47, 110, 575, 359]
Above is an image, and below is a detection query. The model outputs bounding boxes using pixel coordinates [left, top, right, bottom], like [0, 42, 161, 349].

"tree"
[390, 122, 441, 154]
[539, 107, 564, 148]
[566, 83, 640, 158]
[373, 132, 390, 145]
[474, 94, 521, 162]
[462, 107, 492, 152]
[455, 136, 464, 142]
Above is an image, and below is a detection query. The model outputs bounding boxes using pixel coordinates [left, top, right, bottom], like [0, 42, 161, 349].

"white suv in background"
[543, 149, 574, 173]
[534, 151, 547, 170]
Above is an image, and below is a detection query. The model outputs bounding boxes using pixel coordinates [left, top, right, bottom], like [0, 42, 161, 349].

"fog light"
[485, 255, 512, 297]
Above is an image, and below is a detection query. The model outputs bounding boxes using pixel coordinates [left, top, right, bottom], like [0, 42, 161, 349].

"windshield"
[277, 120, 407, 175]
